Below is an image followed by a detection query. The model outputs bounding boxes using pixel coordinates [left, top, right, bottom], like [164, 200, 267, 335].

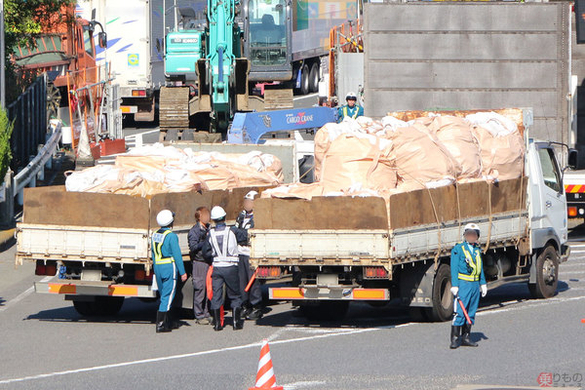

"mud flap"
[399, 262, 435, 307]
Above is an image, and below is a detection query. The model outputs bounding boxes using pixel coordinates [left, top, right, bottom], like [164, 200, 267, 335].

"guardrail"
[7, 74, 47, 170]
[12, 120, 61, 205]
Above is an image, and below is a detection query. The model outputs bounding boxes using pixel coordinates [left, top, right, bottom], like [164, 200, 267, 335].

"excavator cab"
[164, 7, 205, 82]
[243, 0, 293, 82]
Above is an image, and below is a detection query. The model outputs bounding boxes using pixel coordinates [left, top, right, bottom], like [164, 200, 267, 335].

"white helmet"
[210, 206, 227, 220]
[346, 92, 357, 101]
[244, 190, 258, 200]
[463, 223, 480, 238]
[156, 209, 174, 227]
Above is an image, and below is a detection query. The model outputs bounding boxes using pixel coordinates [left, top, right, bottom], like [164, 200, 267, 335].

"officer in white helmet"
[152, 210, 187, 333]
[203, 205, 244, 331]
[449, 223, 488, 349]
[337, 91, 364, 122]
[234, 190, 264, 320]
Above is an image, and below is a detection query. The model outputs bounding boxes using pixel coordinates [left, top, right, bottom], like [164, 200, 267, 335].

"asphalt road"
[1, 223, 585, 390]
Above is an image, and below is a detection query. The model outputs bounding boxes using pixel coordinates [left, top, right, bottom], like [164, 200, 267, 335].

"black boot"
[242, 303, 252, 318]
[246, 304, 264, 320]
[450, 325, 461, 349]
[233, 307, 244, 330]
[168, 309, 181, 330]
[212, 309, 223, 331]
[156, 311, 171, 333]
[461, 323, 478, 347]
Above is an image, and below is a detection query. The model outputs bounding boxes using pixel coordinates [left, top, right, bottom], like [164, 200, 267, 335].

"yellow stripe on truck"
[48, 283, 76, 294]
[353, 289, 388, 300]
[108, 285, 138, 296]
[271, 288, 305, 300]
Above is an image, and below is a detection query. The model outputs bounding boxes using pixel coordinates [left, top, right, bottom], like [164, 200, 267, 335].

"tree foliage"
[3, 0, 75, 102]
[0, 108, 14, 184]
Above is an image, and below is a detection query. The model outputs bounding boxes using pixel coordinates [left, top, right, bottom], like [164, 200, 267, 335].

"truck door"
[535, 145, 568, 244]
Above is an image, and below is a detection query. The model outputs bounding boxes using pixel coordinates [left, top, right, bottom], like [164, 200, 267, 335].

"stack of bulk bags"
[65, 144, 284, 196]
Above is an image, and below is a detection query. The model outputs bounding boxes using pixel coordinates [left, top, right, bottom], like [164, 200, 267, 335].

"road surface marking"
[0, 291, 583, 385]
[283, 380, 327, 389]
[0, 324, 406, 385]
[478, 294, 585, 317]
[0, 276, 52, 313]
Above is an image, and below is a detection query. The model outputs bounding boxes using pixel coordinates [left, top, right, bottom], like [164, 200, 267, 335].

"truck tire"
[299, 301, 349, 321]
[427, 264, 454, 322]
[528, 245, 559, 299]
[309, 63, 319, 93]
[300, 64, 310, 95]
[73, 297, 124, 317]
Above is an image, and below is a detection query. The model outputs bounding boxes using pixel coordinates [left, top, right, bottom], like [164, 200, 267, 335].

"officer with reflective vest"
[152, 209, 187, 333]
[203, 206, 244, 331]
[337, 92, 364, 122]
[234, 190, 264, 320]
[449, 223, 488, 348]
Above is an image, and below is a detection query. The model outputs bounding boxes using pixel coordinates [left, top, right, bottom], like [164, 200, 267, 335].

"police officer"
[337, 92, 364, 122]
[204, 206, 244, 331]
[449, 223, 488, 348]
[152, 210, 187, 333]
[235, 190, 264, 320]
[188, 206, 212, 325]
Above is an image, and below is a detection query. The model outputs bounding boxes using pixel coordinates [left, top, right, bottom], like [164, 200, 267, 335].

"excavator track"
[159, 86, 190, 140]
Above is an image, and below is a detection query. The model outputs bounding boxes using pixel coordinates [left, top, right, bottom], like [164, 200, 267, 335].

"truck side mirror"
[99, 32, 107, 49]
[568, 148, 578, 170]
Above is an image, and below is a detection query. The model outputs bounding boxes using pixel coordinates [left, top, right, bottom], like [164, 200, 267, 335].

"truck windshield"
[248, 0, 287, 66]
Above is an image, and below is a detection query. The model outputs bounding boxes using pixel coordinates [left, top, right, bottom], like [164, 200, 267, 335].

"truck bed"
[16, 185, 270, 271]
[250, 177, 529, 274]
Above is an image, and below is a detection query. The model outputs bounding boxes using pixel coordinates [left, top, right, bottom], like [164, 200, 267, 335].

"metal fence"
[7, 74, 47, 171]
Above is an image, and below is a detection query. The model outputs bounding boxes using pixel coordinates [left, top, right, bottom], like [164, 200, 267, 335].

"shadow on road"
[0, 237, 15, 253]
[24, 298, 159, 325]
[257, 282, 572, 329]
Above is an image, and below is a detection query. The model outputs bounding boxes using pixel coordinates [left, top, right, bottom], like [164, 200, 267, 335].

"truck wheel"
[72, 301, 96, 317]
[427, 264, 454, 322]
[300, 64, 310, 95]
[528, 246, 559, 299]
[73, 297, 124, 317]
[299, 301, 349, 321]
[309, 63, 319, 93]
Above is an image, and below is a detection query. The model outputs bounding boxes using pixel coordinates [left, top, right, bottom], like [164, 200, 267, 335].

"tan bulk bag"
[385, 125, 461, 186]
[466, 112, 525, 180]
[319, 133, 397, 193]
[425, 116, 482, 179]
[472, 126, 524, 180]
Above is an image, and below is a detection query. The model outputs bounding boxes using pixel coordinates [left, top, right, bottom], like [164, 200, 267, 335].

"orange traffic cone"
[249, 339, 284, 390]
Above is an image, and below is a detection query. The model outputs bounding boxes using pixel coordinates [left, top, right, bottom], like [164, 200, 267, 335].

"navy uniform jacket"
[188, 223, 211, 263]
[450, 242, 486, 288]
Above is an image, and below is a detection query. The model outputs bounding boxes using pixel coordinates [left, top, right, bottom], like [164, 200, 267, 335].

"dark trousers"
[239, 254, 262, 307]
[210, 265, 242, 310]
[192, 260, 210, 319]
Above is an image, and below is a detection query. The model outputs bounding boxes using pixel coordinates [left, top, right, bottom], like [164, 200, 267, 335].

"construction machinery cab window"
[538, 147, 562, 193]
[83, 26, 93, 57]
[248, 0, 287, 66]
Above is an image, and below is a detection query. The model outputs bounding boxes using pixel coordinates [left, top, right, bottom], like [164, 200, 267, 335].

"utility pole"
[0, 0, 5, 109]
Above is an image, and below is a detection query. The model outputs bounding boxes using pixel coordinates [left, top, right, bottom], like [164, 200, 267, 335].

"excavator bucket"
[235, 58, 264, 112]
